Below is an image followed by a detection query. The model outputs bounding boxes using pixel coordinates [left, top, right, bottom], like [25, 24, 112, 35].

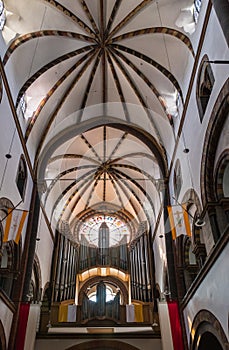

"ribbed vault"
[2, 0, 196, 242]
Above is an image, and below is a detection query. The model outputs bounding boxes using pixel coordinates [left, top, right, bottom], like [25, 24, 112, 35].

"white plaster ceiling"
[1, 0, 198, 240]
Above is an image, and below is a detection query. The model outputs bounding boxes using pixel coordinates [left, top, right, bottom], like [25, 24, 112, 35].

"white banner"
[24, 304, 41, 350]
[126, 304, 135, 322]
[158, 302, 174, 350]
[67, 304, 77, 322]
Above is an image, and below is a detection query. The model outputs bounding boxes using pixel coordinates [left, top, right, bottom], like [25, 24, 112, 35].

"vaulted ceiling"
[2, 0, 197, 242]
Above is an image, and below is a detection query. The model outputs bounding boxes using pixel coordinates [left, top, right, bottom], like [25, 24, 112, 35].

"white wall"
[183, 242, 229, 347]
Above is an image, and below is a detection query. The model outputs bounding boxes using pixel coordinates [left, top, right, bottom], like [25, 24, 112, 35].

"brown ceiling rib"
[48, 154, 101, 166]
[106, 54, 131, 123]
[3, 30, 96, 65]
[112, 48, 168, 116]
[109, 172, 141, 222]
[80, 0, 100, 36]
[77, 49, 103, 123]
[106, 132, 128, 162]
[44, 0, 97, 38]
[108, 48, 163, 142]
[109, 27, 195, 56]
[104, 0, 122, 38]
[113, 163, 157, 186]
[56, 161, 157, 225]
[111, 170, 151, 223]
[107, 0, 153, 41]
[34, 50, 99, 165]
[15, 44, 96, 110]
[108, 172, 125, 209]
[113, 167, 155, 214]
[50, 168, 97, 222]
[45, 150, 157, 207]
[111, 43, 184, 103]
[81, 134, 103, 163]
[25, 47, 96, 141]
[46, 121, 160, 227]
[44, 164, 98, 205]
[109, 152, 156, 165]
[83, 171, 103, 211]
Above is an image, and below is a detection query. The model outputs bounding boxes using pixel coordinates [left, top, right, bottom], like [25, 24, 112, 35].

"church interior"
[0, 0, 228, 349]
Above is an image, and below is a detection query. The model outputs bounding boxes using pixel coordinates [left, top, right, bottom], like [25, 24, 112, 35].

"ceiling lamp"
[194, 216, 206, 227]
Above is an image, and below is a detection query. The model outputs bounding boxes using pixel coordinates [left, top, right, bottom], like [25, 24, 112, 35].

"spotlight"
[194, 217, 205, 227]
[163, 289, 171, 296]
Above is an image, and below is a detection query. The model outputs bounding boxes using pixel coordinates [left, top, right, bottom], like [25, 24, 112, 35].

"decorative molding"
[190, 309, 229, 350]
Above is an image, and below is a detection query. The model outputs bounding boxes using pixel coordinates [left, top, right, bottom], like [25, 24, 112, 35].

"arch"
[41, 282, 52, 311]
[36, 116, 168, 179]
[66, 340, 141, 350]
[78, 275, 128, 305]
[183, 237, 199, 291]
[215, 150, 229, 200]
[201, 78, 229, 206]
[0, 320, 6, 350]
[184, 237, 196, 266]
[16, 155, 28, 200]
[196, 54, 215, 121]
[182, 189, 204, 245]
[190, 310, 229, 350]
[198, 332, 224, 350]
[173, 159, 182, 199]
[30, 254, 42, 302]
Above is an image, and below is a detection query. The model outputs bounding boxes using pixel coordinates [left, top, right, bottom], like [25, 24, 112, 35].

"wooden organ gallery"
[43, 218, 154, 327]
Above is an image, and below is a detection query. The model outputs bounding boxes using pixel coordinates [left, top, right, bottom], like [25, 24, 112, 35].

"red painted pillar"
[15, 303, 30, 350]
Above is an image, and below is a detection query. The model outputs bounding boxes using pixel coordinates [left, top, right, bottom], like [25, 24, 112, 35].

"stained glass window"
[78, 215, 130, 247]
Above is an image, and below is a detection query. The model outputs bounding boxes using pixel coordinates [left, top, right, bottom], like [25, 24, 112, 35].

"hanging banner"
[15, 303, 30, 350]
[158, 301, 174, 350]
[158, 301, 184, 350]
[58, 301, 77, 322]
[2, 208, 28, 244]
[126, 304, 135, 322]
[126, 304, 144, 322]
[167, 300, 184, 350]
[24, 304, 41, 350]
[167, 205, 191, 240]
[134, 304, 143, 322]
[67, 304, 77, 322]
